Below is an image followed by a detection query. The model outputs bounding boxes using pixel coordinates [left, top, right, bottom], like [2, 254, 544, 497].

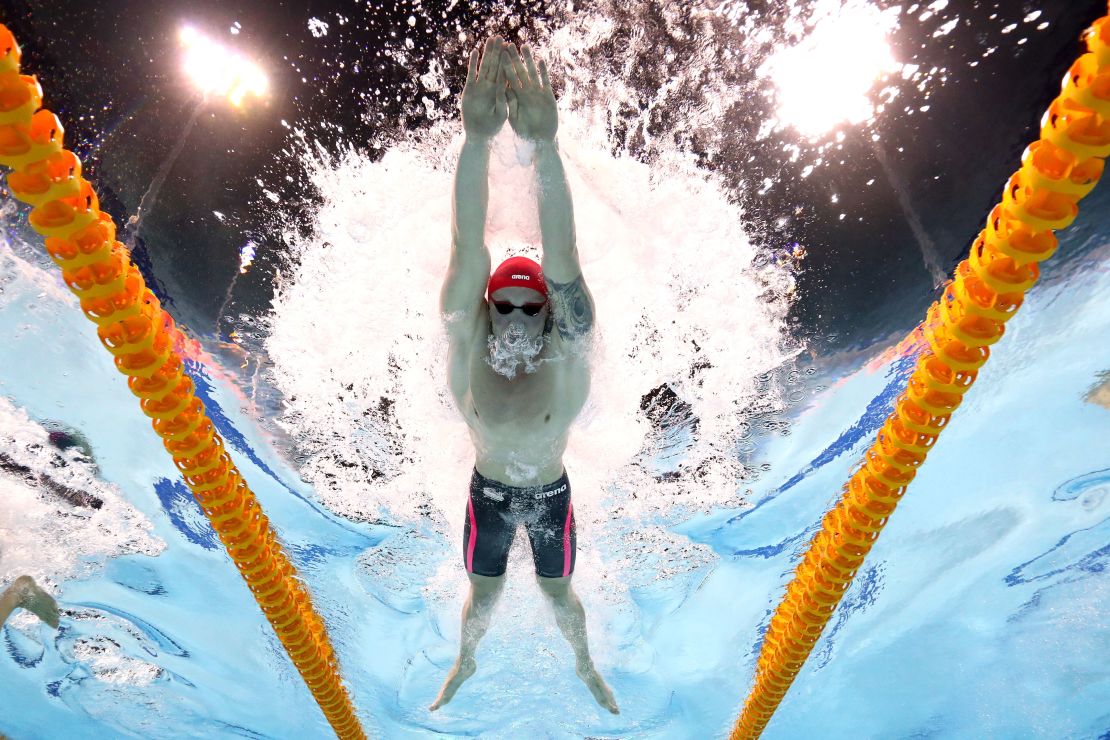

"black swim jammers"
[464, 468, 576, 578]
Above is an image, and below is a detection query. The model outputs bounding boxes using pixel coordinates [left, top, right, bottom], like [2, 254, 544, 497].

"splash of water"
[0, 395, 163, 589]
[264, 114, 800, 593]
[485, 321, 548, 379]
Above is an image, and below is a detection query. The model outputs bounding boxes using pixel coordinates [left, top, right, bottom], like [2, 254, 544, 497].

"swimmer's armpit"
[547, 275, 594, 340]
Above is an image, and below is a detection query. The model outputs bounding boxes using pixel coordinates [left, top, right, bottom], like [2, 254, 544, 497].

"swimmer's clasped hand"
[461, 36, 509, 141]
[502, 44, 558, 143]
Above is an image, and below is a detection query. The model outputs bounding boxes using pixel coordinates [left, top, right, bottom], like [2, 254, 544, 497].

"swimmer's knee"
[536, 574, 573, 595]
[467, 572, 506, 595]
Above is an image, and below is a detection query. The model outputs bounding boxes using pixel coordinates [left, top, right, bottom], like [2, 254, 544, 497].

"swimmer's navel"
[545, 414, 550, 423]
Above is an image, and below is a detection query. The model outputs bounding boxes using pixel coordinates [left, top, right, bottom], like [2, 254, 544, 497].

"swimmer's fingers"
[503, 67, 519, 118]
[500, 50, 519, 90]
[478, 36, 502, 82]
[539, 58, 552, 92]
[522, 46, 540, 85]
[466, 48, 479, 84]
[505, 43, 529, 89]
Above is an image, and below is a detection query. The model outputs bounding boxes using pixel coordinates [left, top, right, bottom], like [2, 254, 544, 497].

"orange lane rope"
[732, 10, 1110, 739]
[0, 25, 365, 739]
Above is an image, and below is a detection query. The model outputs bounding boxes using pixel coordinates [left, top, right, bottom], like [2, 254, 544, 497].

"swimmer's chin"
[484, 355, 545, 379]
[486, 333, 546, 379]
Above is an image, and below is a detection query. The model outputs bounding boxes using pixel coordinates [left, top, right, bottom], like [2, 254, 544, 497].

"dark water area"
[0, 0, 1106, 353]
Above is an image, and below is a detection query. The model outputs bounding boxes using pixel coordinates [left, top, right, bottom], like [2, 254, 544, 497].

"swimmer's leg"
[536, 575, 619, 714]
[430, 572, 506, 711]
[0, 575, 60, 629]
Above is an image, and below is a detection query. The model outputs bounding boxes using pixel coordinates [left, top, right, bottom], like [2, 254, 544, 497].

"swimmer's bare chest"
[456, 330, 588, 486]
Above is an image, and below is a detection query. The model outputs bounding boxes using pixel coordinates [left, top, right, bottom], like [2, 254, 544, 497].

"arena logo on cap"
[512, 274, 531, 280]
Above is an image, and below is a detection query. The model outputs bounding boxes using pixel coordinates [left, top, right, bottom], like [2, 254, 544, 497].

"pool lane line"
[0, 25, 365, 739]
[733, 8, 1110, 739]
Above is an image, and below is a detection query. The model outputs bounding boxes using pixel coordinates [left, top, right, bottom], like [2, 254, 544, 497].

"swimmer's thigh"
[526, 487, 576, 579]
[463, 490, 516, 577]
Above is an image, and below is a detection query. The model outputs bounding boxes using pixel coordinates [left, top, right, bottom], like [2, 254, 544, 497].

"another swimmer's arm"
[0, 576, 60, 629]
[41, 477, 103, 509]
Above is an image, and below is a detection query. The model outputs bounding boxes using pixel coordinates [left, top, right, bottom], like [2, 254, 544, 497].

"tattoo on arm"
[547, 275, 595, 339]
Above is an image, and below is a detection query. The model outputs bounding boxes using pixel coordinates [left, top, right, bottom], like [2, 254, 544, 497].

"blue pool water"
[3, 183, 1109, 738]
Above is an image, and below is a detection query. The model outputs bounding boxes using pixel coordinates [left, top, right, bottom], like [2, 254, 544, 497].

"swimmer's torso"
[452, 326, 589, 487]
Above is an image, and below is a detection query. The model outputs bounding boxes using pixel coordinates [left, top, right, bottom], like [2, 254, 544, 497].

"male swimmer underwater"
[431, 36, 618, 714]
[1, 422, 96, 631]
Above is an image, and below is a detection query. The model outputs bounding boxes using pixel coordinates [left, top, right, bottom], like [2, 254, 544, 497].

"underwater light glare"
[239, 240, 257, 273]
[762, 4, 901, 139]
[179, 25, 268, 107]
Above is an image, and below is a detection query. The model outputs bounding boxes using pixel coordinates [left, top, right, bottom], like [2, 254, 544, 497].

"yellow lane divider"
[0, 24, 365, 739]
[733, 9, 1110, 739]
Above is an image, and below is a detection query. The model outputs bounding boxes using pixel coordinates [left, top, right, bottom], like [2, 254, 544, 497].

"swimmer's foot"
[1085, 371, 1110, 409]
[429, 655, 477, 711]
[576, 660, 619, 714]
[14, 576, 60, 629]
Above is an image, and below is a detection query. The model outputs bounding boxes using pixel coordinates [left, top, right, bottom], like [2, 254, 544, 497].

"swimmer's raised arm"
[442, 36, 506, 319]
[504, 44, 594, 339]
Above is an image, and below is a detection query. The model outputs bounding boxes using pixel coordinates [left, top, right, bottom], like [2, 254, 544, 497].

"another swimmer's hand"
[461, 36, 509, 141]
[503, 44, 558, 143]
[12, 575, 60, 629]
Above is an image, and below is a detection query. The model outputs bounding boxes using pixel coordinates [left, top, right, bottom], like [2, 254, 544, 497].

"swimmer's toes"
[598, 686, 620, 714]
[430, 657, 477, 711]
[578, 665, 619, 714]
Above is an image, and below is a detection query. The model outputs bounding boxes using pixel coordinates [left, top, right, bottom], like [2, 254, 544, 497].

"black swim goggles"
[491, 300, 547, 317]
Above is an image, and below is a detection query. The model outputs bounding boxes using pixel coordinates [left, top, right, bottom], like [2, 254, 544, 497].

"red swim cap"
[486, 256, 548, 301]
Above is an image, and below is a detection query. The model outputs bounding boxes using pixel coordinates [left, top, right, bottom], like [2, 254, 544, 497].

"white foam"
[0, 395, 164, 590]
[264, 104, 799, 584]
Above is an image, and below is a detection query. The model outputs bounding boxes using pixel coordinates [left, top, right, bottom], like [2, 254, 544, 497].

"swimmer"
[0, 422, 102, 510]
[0, 575, 59, 630]
[42, 421, 96, 468]
[431, 37, 617, 714]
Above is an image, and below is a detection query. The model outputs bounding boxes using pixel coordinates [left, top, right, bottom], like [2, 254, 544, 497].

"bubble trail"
[871, 138, 948, 288]
[125, 94, 205, 251]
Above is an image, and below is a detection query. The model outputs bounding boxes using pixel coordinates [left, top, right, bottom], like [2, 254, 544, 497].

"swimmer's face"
[488, 286, 548, 341]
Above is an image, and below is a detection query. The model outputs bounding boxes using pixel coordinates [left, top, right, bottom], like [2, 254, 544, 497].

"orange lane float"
[0, 24, 364, 739]
[733, 9, 1110, 739]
